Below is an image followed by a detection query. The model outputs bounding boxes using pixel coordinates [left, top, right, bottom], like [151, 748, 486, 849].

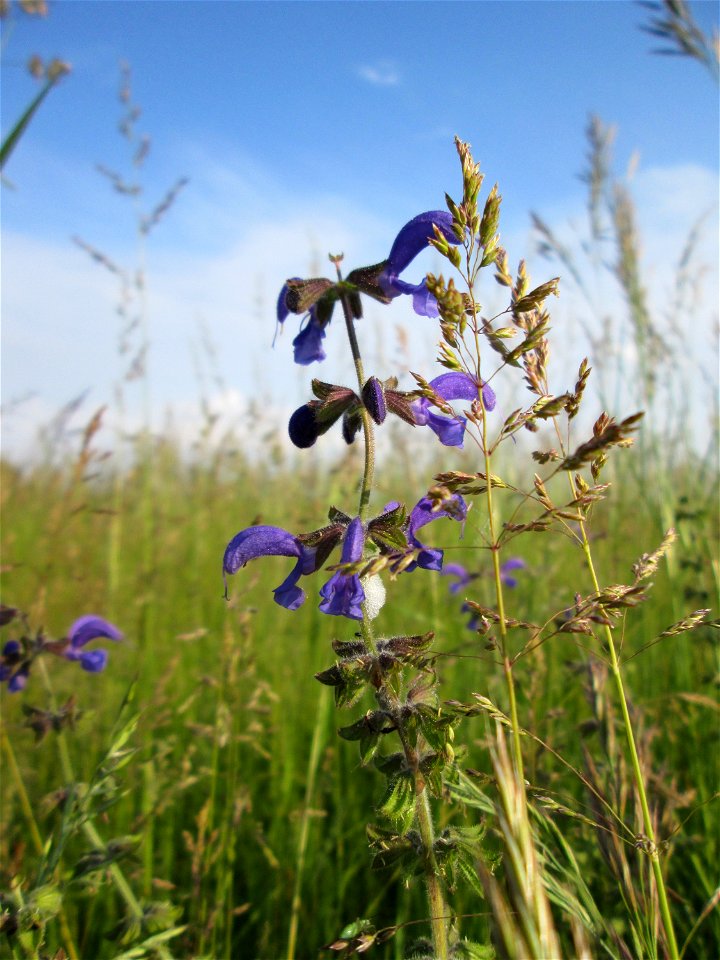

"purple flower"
[403, 494, 467, 572]
[223, 525, 318, 610]
[441, 557, 526, 631]
[276, 279, 333, 366]
[441, 563, 477, 595]
[0, 640, 28, 692]
[62, 616, 123, 673]
[379, 211, 461, 317]
[292, 310, 327, 365]
[500, 557, 526, 589]
[319, 517, 366, 620]
[412, 372, 496, 448]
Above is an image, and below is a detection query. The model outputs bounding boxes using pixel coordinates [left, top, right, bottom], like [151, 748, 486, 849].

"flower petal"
[276, 278, 302, 325]
[430, 371, 478, 402]
[273, 557, 308, 610]
[425, 410, 466, 447]
[441, 562, 473, 595]
[78, 649, 109, 673]
[385, 211, 458, 276]
[293, 315, 327, 365]
[318, 571, 365, 620]
[8, 669, 28, 692]
[378, 211, 460, 317]
[405, 494, 467, 572]
[288, 404, 320, 448]
[68, 615, 123, 650]
[223, 525, 303, 575]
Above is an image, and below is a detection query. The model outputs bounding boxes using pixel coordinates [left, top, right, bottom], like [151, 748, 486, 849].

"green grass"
[1, 432, 718, 959]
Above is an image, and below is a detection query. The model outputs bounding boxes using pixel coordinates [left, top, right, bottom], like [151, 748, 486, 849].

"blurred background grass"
[1, 423, 717, 957]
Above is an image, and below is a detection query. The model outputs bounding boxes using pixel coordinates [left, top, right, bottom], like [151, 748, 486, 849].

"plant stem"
[472, 298, 526, 790]
[334, 265, 448, 958]
[333, 262, 375, 521]
[286, 685, 331, 960]
[576, 523, 680, 959]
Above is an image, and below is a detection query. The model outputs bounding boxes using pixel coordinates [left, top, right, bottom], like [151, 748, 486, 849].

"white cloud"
[2, 153, 716, 463]
[356, 61, 400, 87]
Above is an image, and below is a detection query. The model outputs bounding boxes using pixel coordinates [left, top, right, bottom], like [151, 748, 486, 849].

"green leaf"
[1, 79, 55, 172]
[377, 773, 415, 832]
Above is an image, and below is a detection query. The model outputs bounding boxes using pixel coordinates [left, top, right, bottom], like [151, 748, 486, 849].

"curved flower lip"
[385, 211, 458, 276]
[292, 311, 327, 365]
[223, 524, 317, 610]
[403, 493, 467, 572]
[67, 615, 123, 650]
[277, 279, 301, 326]
[379, 211, 461, 318]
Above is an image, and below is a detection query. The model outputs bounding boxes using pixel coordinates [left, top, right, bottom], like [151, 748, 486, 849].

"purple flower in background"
[402, 494, 467, 573]
[223, 525, 319, 611]
[441, 562, 478, 595]
[441, 557, 526, 631]
[500, 557, 526, 589]
[412, 372, 496, 448]
[62, 616, 124, 673]
[1, 615, 123, 691]
[0, 640, 28, 692]
[319, 517, 366, 620]
[379, 211, 461, 317]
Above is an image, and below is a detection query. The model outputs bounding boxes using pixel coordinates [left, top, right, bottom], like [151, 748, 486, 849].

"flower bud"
[288, 404, 320, 448]
[362, 376, 387, 425]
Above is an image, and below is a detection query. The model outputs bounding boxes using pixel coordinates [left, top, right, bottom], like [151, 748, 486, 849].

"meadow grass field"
[1, 419, 718, 959]
[2, 7, 718, 953]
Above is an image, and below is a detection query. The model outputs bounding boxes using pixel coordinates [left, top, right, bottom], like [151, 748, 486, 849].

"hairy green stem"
[334, 266, 448, 959]
[334, 262, 375, 521]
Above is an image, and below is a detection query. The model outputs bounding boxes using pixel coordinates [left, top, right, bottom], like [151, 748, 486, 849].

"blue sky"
[2, 0, 718, 458]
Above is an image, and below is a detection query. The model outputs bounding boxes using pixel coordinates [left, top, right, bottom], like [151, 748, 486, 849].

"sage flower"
[223, 525, 318, 610]
[412, 372, 496, 447]
[319, 517, 366, 620]
[0, 640, 28, 692]
[62, 616, 124, 673]
[379, 211, 460, 317]
[403, 494, 468, 572]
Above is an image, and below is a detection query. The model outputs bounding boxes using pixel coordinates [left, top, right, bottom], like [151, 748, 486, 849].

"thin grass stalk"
[576, 520, 680, 959]
[285, 685, 331, 960]
[467, 245, 526, 791]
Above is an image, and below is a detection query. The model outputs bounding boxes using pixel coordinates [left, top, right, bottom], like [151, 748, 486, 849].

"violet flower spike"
[412, 372, 496, 448]
[223, 525, 317, 611]
[404, 494, 468, 572]
[63, 615, 123, 673]
[440, 562, 477, 595]
[319, 517, 366, 621]
[379, 211, 461, 317]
